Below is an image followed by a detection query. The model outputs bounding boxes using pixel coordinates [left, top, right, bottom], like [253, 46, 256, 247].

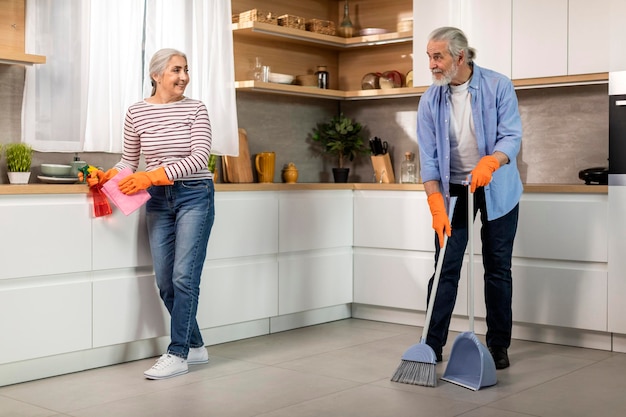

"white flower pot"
[7, 172, 31, 184]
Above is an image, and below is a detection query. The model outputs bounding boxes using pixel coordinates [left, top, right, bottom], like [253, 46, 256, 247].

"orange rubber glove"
[427, 192, 451, 248]
[470, 155, 500, 192]
[118, 167, 173, 195]
[78, 168, 119, 187]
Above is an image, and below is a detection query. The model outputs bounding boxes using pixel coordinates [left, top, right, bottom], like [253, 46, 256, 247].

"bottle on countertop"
[400, 152, 417, 184]
[315, 65, 329, 89]
[71, 153, 87, 180]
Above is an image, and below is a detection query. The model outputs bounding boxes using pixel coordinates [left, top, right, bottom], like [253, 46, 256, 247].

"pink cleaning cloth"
[101, 168, 151, 216]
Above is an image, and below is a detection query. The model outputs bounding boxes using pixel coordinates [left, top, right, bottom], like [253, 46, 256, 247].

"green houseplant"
[311, 113, 369, 182]
[4, 143, 33, 184]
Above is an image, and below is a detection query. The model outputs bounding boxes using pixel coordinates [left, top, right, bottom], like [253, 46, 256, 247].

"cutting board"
[222, 128, 254, 183]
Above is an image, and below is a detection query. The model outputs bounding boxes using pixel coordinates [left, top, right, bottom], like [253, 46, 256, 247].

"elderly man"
[417, 26, 523, 369]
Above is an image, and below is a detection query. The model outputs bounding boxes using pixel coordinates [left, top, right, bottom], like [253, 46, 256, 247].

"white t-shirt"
[449, 80, 480, 184]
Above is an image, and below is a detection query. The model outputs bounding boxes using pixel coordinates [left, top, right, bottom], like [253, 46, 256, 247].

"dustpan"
[442, 179, 497, 391]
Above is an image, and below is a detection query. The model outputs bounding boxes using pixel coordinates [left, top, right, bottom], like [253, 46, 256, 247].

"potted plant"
[311, 113, 369, 182]
[4, 143, 33, 184]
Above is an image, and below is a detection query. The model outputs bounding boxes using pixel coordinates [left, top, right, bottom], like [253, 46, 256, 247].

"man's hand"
[427, 192, 451, 248]
[470, 155, 500, 192]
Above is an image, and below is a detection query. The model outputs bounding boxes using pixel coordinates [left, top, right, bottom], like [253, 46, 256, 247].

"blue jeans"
[146, 179, 215, 359]
[426, 183, 518, 355]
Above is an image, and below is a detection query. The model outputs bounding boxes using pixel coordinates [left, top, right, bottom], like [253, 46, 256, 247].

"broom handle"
[467, 181, 475, 332]
[421, 196, 458, 342]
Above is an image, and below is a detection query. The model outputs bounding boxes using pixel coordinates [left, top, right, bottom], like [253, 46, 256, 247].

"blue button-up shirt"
[417, 63, 523, 220]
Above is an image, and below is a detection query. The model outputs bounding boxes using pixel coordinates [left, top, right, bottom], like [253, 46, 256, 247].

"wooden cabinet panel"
[0, 0, 24, 53]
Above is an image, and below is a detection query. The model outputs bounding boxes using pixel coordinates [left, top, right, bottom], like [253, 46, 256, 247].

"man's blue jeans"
[146, 179, 215, 359]
[426, 183, 518, 356]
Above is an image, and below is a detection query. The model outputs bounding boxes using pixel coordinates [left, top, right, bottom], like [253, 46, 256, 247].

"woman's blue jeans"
[146, 180, 215, 359]
[426, 183, 519, 356]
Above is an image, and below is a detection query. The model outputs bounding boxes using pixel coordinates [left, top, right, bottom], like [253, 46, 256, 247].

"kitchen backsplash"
[0, 64, 608, 185]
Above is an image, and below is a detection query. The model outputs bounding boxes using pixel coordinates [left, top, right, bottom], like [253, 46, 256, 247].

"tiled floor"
[1, 318, 625, 417]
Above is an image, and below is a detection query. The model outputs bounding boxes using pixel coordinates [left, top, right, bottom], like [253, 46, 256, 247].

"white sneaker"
[187, 347, 209, 365]
[144, 354, 188, 380]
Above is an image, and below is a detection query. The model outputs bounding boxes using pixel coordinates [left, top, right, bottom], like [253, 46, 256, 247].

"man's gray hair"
[429, 27, 476, 63]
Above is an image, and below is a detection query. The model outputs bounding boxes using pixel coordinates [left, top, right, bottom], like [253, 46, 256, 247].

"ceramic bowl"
[361, 72, 380, 89]
[268, 73, 295, 84]
[40, 164, 73, 176]
[359, 28, 387, 36]
[296, 74, 318, 87]
[379, 70, 404, 89]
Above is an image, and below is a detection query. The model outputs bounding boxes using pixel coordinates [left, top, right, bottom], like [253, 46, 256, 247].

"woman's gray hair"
[149, 48, 187, 96]
[429, 27, 476, 64]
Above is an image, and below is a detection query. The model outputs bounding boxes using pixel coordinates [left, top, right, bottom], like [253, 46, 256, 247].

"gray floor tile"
[65, 367, 359, 417]
[1, 319, 625, 417]
[254, 384, 478, 417]
[489, 354, 626, 417]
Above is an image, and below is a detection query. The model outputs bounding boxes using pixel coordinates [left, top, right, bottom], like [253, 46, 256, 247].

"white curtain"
[144, 0, 239, 155]
[23, 0, 90, 152]
[23, 0, 239, 156]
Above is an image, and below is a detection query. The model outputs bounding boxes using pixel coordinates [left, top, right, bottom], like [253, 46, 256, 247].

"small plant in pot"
[4, 143, 33, 184]
[311, 113, 369, 182]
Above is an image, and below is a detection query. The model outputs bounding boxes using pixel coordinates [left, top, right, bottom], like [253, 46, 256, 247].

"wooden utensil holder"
[371, 154, 395, 183]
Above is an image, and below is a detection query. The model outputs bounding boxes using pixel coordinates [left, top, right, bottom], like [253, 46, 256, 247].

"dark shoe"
[489, 346, 510, 369]
[427, 344, 443, 363]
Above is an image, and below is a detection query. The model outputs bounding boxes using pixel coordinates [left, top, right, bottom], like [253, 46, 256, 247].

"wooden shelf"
[513, 72, 608, 89]
[235, 80, 428, 100]
[0, 50, 46, 65]
[232, 21, 412, 49]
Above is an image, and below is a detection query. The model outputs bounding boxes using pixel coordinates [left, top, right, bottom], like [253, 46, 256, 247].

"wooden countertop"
[0, 183, 608, 195]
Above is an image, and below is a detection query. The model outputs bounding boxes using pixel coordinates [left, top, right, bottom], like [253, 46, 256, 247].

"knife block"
[371, 153, 395, 183]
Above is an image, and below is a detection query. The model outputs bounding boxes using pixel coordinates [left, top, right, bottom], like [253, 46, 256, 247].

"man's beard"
[431, 61, 458, 86]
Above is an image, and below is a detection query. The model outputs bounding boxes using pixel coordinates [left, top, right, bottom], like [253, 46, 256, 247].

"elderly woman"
[89, 48, 214, 379]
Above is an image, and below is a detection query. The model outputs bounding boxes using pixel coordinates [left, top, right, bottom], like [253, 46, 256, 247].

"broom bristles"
[391, 359, 437, 387]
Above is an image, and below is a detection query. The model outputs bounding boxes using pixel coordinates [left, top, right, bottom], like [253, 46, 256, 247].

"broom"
[391, 196, 457, 387]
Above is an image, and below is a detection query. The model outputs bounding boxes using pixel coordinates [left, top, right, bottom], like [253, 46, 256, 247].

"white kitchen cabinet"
[0, 280, 92, 364]
[353, 190, 467, 316]
[92, 270, 167, 347]
[568, 0, 611, 75]
[278, 190, 353, 315]
[199, 258, 279, 327]
[413, 0, 512, 86]
[353, 190, 431, 250]
[279, 190, 352, 251]
[0, 195, 92, 279]
[512, 0, 568, 79]
[279, 248, 352, 315]
[92, 207, 152, 271]
[208, 191, 279, 259]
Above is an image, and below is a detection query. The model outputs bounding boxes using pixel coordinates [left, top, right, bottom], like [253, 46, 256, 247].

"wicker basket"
[232, 14, 239, 24]
[305, 19, 336, 36]
[239, 9, 277, 25]
[278, 14, 306, 30]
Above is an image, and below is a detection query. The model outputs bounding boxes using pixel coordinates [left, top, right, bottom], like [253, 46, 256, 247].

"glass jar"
[400, 152, 417, 184]
[315, 65, 329, 89]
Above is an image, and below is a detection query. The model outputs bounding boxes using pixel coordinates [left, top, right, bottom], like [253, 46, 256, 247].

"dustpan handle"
[465, 178, 475, 332]
[421, 196, 458, 342]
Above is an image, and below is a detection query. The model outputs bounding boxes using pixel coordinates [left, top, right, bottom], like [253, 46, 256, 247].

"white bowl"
[40, 163, 73, 176]
[268, 73, 294, 84]
[359, 28, 387, 36]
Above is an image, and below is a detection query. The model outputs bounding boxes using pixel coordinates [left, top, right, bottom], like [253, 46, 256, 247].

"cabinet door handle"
[616, 100, 626, 106]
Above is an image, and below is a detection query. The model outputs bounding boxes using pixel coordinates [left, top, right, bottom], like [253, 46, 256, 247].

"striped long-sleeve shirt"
[115, 97, 213, 181]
